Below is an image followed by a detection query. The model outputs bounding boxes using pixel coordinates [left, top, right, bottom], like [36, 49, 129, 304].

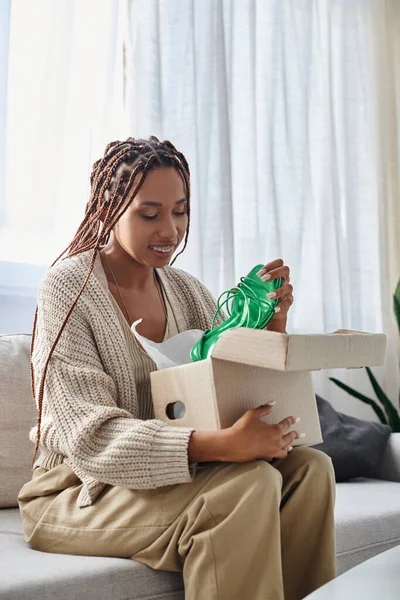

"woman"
[18, 136, 336, 600]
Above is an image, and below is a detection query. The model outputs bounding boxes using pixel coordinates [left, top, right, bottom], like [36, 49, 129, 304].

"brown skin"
[99, 166, 300, 462]
[262, 259, 294, 334]
[99, 167, 188, 342]
[189, 405, 300, 463]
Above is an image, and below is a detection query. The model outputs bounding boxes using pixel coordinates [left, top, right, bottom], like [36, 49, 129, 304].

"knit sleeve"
[33, 266, 196, 490]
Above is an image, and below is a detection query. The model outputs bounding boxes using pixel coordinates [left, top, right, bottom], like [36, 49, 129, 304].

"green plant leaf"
[329, 377, 389, 425]
[394, 279, 400, 335]
[365, 367, 400, 432]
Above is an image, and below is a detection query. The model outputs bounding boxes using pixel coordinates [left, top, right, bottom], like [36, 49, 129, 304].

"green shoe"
[190, 265, 281, 362]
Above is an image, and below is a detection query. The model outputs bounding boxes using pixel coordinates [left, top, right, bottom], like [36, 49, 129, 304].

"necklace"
[102, 249, 168, 328]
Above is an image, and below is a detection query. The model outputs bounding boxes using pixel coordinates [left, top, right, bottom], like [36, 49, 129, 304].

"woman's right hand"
[222, 403, 300, 462]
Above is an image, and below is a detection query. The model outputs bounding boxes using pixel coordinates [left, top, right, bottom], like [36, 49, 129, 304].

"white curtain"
[125, 0, 400, 417]
[370, 1, 400, 408]
[0, 0, 126, 334]
[0, 0, 11, 228]
[1, 0, 399, 418]
[1, 0, 126, 266]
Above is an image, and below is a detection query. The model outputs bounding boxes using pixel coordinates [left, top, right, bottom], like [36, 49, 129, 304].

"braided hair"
[30, 136, 191, 468]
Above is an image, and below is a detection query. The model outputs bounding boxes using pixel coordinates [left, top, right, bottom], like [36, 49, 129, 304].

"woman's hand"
[257, 258, 294, 333]
[222, 403, 300, 462]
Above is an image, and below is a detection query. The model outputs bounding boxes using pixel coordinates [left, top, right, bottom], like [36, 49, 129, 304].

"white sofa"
[1, 333, 400, 600]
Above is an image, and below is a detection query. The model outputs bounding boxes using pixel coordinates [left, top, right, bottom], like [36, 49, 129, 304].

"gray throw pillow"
[312, 395, 391, 481]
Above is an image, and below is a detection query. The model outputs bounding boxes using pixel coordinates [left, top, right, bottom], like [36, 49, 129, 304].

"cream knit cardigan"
[29, 249, 219, 507]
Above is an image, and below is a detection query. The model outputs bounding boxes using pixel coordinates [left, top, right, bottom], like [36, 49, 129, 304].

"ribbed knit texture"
[29, 249, 220, 507]
[108, 283, 179, 421]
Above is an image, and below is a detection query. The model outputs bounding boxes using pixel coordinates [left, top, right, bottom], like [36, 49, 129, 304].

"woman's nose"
[157, 216, 178, 239]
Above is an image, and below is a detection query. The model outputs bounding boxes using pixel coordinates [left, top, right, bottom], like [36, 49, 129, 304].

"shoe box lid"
[209, 328, 387, 372]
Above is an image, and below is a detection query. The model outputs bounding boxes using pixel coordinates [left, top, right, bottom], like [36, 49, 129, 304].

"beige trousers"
[18, 447, 336, 600]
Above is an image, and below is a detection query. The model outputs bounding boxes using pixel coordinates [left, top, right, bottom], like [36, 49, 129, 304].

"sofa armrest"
[367, 433, 400, 482]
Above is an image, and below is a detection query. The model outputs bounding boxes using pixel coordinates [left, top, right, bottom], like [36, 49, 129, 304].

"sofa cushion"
[0, 512, 184, 600]
[313, 395, 392, 481]
[335, 478, 400, 574]
[0, 334, 37, 507]
[2, 476, 400, 597]
[0, 508, 24, 535]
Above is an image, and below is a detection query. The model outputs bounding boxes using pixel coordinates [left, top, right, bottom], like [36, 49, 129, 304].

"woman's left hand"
[257, 259, 294, 333]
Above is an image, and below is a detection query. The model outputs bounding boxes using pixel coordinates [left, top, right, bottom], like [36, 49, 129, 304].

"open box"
[150, 328, 387, 446]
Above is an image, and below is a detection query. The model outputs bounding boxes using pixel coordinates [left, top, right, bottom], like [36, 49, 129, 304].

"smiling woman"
[98, 160, 190, 342]
[19, 135, 336, 600]
[101, 166, 189, 268]
[32, 136, 194, 439]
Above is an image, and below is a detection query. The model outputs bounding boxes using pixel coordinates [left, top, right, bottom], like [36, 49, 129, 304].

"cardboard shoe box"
[150, 328, 386, 446]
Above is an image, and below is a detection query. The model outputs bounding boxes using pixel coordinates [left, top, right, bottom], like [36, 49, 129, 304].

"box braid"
[30, 136, 191, 468]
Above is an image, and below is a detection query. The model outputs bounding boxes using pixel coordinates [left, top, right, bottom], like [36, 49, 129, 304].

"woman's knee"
[255, 459, 283, 485]
[233, 459, 283, 497]
[216, 459, 283, 499]
[290, 446, 335, 481]
[187, 460, 283, 527]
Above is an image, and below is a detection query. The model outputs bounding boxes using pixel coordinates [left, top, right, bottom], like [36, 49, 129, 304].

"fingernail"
[261, 273, 272, 281]
[274, 306, 281, 313]
[295, 417, 301, 423]
[266, 400, 276, 406]
[256, 267, 266, 277]
[267, 292, 277, 299]
[288, 446, 293, 452]
[299, 433, 306, 438]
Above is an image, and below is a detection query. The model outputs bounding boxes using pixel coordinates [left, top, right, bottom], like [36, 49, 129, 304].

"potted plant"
[329, 279, 400, 432]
